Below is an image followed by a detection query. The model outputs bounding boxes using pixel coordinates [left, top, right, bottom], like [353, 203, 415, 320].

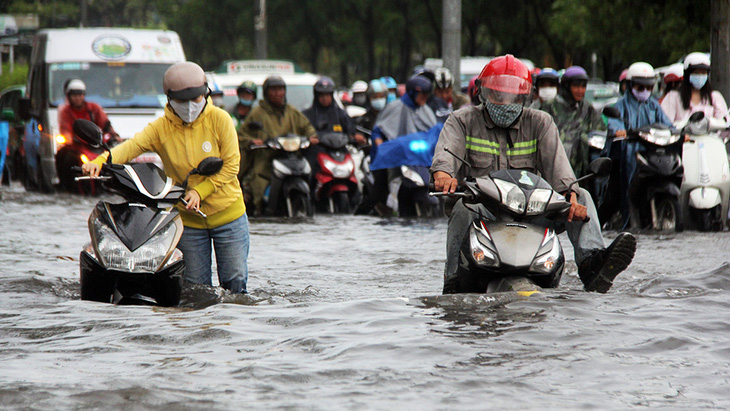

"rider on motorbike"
[370, 75, 437, 215]
[529, 67, 559, 110]
[542, 66, 606, 179]
[660, 52, 728, 124]
[604, 61, 674, 229]
[239, 75, 317, 214]
[431, 54, 636, 294]
[58, 79, 120, 143]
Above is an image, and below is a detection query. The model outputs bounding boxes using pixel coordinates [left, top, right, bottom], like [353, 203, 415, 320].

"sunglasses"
[633, 85, 653, 92]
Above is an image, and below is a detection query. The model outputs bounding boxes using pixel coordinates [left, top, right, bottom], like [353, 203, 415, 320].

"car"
[0, 85, 26, 185]
[210, 60, 321, 112]
[585, 80, 621, 111]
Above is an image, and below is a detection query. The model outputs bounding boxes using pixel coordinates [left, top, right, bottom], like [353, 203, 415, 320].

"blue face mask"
[689, 74, 708, 90]
[239, 98, 254, 106]
[386, 92, 397, 103]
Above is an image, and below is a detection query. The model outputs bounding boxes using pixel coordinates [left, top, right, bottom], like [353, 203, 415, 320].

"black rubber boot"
[578, 232, 637, 293]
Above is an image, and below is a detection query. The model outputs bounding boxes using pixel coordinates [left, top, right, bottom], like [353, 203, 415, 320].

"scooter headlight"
[587, 131, 607, 150]
[639, 128, 680, 146]
[494, 179, 526, 214]
[469, 222, 500, 268]
[278, 136, 303, 152]
[527, 188, 553, 215]
[91, 219, 182, 273]
[529, 229, 562, 274]
[323, 159, 354, 179]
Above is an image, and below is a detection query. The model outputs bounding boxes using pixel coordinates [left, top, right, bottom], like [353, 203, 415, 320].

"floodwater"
[2, 186, 730, 409]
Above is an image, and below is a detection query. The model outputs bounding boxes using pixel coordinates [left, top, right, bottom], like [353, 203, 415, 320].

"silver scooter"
[431, 156, 611, 294]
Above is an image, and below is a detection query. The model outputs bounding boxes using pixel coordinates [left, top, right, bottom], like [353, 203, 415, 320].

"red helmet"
[477, 55, 532, 95]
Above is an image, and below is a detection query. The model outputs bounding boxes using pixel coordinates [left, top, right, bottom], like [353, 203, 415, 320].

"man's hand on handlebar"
[567, 191, 588, 222]
[82, 163, 101, 178]
[433, 171, 458, 194]
[309, 135, 319, 145]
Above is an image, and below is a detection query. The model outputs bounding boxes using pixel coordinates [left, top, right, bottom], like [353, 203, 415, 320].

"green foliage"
[0, 63, 28, 92]
[4, 0, 713, 85]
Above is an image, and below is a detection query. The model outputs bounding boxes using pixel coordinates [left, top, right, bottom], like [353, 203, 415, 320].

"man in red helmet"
[431, 54, 636, 294]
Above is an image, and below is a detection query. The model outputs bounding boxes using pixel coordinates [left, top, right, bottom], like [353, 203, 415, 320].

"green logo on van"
[92, 35, 131, 60]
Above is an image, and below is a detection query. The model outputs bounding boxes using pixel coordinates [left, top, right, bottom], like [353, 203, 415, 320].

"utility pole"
[711, 0, 730, 102]
[254, 0, 267, 59]
[442, 0, 461, 88]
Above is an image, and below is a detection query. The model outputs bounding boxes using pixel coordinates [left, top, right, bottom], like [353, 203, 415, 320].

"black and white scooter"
[73, 119, 223, 306]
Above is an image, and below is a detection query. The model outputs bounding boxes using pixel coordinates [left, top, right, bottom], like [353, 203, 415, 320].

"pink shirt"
[660, 89, 728, 124]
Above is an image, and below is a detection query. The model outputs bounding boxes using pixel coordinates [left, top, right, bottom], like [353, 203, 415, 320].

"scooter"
[249, 122, 313, 218]
[72, 119, 223, 306]
[430, 155, 612, 294]
[313, 131, 358, 213]
[393, 165, 442, 217]
[678, 112, 730, 231]
[56, 134, 110, 194]
[601, 108, 684, 232]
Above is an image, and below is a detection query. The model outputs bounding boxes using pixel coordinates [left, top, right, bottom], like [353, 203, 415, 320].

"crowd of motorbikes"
[8, 104, 730, 306]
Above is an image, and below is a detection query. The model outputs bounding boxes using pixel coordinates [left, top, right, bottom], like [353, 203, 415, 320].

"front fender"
[688, 186, 722, 210]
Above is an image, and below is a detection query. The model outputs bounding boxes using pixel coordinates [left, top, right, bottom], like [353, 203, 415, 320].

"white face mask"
[538, 87, 558, 101]
[370, 97, 386, 111]
[169, 97, 207, 123]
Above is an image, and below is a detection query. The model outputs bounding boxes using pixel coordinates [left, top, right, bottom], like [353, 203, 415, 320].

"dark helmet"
[405, 75, 433, 100]
[560, 66, 589, 87]
[237, 80, 258, 96]
[263, 75, 286, 94]
[314, 76, 336, 94]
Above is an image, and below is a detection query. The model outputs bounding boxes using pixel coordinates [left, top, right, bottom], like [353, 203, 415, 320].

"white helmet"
[351, 80, 368, 93]
[434, 67, 454, 89]
[626, 62, 656, 86]
[65, 79, 86, 94]
[683, 52, 711, 73]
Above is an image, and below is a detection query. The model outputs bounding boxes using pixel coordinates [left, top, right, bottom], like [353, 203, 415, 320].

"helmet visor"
[481, 74, 532, 95]
[168, 84, 208, 100]
[481, 87, 528, 105]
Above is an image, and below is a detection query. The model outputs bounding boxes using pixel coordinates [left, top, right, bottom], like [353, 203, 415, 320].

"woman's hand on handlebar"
[433, 171, 458, 194]
[82, 163, 101, 178]
[567, 191, 588, 222]
[183, 190, 201, 212]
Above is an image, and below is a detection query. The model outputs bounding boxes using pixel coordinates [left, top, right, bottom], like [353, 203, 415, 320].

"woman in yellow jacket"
[82, 62, 249, 293]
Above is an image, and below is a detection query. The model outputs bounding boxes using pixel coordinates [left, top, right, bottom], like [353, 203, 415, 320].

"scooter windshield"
[123, 163, 173, 198]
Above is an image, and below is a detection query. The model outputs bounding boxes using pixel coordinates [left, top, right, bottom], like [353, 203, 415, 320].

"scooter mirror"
[193, 157, 224, 176]
[588, 157, 612, 178]
[689, 111, 705, 123]
[72, 119, 104, 147]
[602, 106, 621, 119]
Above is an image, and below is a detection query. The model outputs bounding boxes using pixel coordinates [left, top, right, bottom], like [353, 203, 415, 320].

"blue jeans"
[177, 214, 250, 293]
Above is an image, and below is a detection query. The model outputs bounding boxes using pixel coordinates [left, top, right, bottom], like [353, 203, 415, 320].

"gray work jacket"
[430, 104, 576, 194]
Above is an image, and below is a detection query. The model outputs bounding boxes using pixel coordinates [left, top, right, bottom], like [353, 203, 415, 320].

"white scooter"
[678, 112, 730, 231]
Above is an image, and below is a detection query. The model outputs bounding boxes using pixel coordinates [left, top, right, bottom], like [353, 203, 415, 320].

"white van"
[210, 59, 320, 111]
[20, 28, 186, 190]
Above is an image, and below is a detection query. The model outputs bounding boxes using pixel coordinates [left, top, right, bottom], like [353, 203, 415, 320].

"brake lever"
[180, 198, 207, 218]
[74, 176, 112, 181]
